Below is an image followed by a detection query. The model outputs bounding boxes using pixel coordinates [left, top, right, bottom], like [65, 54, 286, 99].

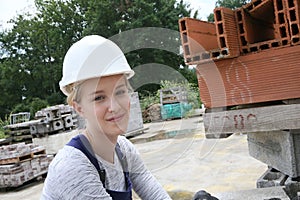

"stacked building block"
[197, 44, 300, 108]
[286, 0, 300, 45]
[0, 142, 53, 188]
[30, 104, 79, 137]
[274, 0, 290, 46]
[237, 0, 290, 54]
[179, 0, 294, 65]
[179, 17, 219, 64]
[179, 2, 300, 198]
[179, 1, 300, 198]
[160, 87, 191, 120]
[214, 7, 240, 58]
[179, 0, 300, 108]
[3, 105, 80, 145]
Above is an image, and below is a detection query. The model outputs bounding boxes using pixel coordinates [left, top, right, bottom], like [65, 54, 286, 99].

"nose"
[107, 97, 121, 113]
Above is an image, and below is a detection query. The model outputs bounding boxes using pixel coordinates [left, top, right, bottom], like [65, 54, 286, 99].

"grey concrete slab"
[214, 186, 290, 200]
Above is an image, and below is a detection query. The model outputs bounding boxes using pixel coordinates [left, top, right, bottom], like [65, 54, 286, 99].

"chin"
[108, 124, 128, 135]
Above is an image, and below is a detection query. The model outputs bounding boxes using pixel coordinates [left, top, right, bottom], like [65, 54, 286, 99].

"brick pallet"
[0, 143, 53, 188]
[179, 0, 299, 67]
[179, 0, 300, 198]
[29, 104, 79, 137]
[3, 104, 80, 145]
[197, 44, 300, 108]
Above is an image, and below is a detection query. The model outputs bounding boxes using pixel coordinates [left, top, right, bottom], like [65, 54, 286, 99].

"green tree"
[0, 0, 86, 119]
[215, 0, 250, 9]
[207, 0, 250, 22]
[0, 0, 193, 119]
[84, 0, 193, 94]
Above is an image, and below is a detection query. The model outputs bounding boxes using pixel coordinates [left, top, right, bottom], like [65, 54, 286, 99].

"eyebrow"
[89, 84, 127, 96]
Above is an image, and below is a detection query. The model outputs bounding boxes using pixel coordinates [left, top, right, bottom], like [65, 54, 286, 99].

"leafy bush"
[0, 116, 9, 139]
[139, 91, 160, 111]
[29, 98, 49, 119]
[12, 98, 49, 120]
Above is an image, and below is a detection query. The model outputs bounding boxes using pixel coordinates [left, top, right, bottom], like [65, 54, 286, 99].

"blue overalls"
[67, 134, 132, 200]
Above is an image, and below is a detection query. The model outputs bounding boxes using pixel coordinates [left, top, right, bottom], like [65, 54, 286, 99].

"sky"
[0, 0, 216, 29]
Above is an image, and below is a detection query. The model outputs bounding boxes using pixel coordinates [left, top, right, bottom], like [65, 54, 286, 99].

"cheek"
[94, 105, 106, 118]
[115, 94, 131, 110]
[123, 96, 131, 111]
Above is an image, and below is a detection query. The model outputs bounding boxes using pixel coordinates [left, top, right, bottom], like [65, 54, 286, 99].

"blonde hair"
[65, 82, 82, 106]
[65, 75, 133, 106]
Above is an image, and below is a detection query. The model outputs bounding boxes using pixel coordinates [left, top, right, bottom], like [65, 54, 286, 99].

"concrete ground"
[0, 116, 278, 200]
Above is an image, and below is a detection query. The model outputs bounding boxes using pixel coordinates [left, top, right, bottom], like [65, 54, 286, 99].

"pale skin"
[72, 74, 130, 164]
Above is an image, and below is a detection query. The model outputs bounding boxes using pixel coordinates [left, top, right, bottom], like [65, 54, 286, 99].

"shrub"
[0, 116, 9, 139]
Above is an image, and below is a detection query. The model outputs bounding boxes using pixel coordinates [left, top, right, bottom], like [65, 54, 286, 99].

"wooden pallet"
[0, 153, 33, 165]
[32, 149, 46, 157]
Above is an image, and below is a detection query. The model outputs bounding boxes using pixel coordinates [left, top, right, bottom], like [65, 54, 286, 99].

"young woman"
[41, 35, 171, 200]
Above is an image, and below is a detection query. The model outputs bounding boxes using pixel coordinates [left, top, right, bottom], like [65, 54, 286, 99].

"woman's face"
[74, 74, 130, 138]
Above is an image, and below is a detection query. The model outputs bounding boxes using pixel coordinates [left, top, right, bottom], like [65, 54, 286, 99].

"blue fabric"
[106, 171, 132, 200]
[67, 135, 106, 184]
[67, 134, 132, 200]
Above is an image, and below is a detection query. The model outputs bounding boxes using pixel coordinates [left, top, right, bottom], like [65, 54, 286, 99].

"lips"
[106, 113, 126, 122]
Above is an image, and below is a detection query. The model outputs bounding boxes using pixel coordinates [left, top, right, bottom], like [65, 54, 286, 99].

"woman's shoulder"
[117, 135, 137, 153]
[49, 144, 92, 171]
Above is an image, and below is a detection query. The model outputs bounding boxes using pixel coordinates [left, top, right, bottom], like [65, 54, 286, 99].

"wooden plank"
[6, 129, 31, 136]
[32, 149, 46, 157]
[204, 104, 300, 134]
[4, 119, 40, 130]
[0, 153, 33, 165]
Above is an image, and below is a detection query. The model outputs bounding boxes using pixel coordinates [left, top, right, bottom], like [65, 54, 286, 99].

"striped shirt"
[41, 135, 171, 200]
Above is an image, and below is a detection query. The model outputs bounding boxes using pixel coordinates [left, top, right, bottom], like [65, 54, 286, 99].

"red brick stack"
[179, 0, 300, 108]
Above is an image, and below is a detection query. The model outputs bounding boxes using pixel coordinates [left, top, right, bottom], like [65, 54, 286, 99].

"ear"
[72, 101, 85, 117]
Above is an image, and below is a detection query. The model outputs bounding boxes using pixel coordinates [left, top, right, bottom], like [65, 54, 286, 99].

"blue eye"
[116, 89, 126, 96]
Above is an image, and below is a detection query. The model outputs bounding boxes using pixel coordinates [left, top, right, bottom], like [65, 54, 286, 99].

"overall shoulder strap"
[115, 143, 128, 173]
[67, 134, 106, 186]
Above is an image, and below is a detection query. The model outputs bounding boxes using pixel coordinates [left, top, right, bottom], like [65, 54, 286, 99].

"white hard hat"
[59, 35, 134, 96]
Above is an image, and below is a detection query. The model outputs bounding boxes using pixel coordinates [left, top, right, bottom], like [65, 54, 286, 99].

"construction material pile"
[4, 104, 81, 145]
[179, 1, 300, 198]
[0, 142, 53, 188]
[160, 87, 191, 120]
[179, 0, 300, 108]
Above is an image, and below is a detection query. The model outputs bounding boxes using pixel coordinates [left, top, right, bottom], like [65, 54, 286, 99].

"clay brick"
[235, 8, 249, 48]
[274, 0, 291, 43]
[214, 7, 240, 58]
[243, 0, 271, 12]
[242, 39, 285, 54]
[285, 0, 300, 45]
[196, 45, 300, 108]
[178, 17, 218, 63]
[244, 1, 276, 44]
[235, 0, 290, 54]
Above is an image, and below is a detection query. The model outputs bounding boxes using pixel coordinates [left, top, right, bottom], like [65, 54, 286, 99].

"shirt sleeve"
[41, 146, 112, 200]
[118, 136, 171, 200]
